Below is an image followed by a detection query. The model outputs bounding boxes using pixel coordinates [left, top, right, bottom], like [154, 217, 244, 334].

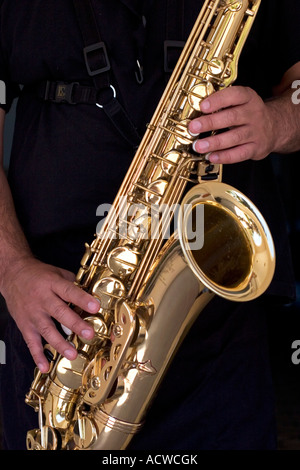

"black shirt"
[0, 0, 298, 292]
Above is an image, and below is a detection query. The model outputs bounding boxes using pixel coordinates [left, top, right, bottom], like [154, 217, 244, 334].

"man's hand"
[1, 257, 100, 373]
[0, 110, 100, 375]
[188, 86, 276, 164]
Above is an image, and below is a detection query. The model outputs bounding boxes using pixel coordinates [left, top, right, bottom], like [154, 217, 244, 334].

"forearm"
[0, 168, 33, 267]
[266, 86, 300, 155]
[0, 114, 33, 293]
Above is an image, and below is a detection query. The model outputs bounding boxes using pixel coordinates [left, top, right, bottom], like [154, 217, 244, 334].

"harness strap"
[37, 80, 97, 105]
[71, 0, 141, 148]
[164, 0, 186, 74]
[36, 1, 186, 146]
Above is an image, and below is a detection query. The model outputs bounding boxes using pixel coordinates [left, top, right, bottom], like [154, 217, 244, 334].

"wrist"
[0, 252, 35, 297]
[265, 90, 300, 155]
[264, 99, 286, 154]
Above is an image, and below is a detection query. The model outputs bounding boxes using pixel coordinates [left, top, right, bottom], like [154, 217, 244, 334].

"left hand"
[188, 86, 275, 164]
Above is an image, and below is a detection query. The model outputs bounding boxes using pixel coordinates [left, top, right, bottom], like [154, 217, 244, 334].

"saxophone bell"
[178, 181, 275, 302]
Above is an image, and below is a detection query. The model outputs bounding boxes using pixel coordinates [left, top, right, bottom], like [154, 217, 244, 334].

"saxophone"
[25, 0, 275, 450]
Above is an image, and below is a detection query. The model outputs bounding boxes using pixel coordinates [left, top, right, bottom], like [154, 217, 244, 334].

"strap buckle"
[44, 81, 80, 104]
[164, 40, 185, 73]
[83, 41, 111, 77]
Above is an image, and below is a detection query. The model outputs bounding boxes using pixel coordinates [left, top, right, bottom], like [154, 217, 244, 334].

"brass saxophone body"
[25, 0, 275, 450]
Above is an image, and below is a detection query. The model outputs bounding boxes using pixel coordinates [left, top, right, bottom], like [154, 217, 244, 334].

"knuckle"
[23, 330, 44, 362]
[221, 148, 240, 164]
[24, 337, 39, 355]
[203, 115, 215, 131]
[39, 322, 54, 339]
[237, 86, 251, 101]
[37, 323, 67, 354]
[52, 303, 69, 322]
[51, 339, 66, 354]
[232, 128, 246, 146]
[69, 318, 84, 335]
[60, 282, 86, 307]
[226, 108, 239, 126]
[223, 152, 234, 164]
[212, 134, 222, 149]
[238, 146, 250, 161]
[61, 281, 76, 299]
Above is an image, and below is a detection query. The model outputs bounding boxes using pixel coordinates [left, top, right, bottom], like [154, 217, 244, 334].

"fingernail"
[81, 329, 94, 339]
[38, 363, 48, 373]
[88, 299, 100, 312]
[201, 100, 210, 112]
[64, 348, 77, 360]
[197, 140, 209, 151]
[189, 121, 202, 136]
[189, 130, 199, 137]
[210, 154, 219, 163]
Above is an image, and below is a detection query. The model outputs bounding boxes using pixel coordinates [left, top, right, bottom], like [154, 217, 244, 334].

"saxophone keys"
[92, 276, 126, 310]
[173, 118, 194, 145]
[145, 179, 169, 205]
[83, 300, 136, 406]
[159, 150, 182, 175]
[126, 207, 152, 242]
[187, 81, 215, 111]
[246, 8, 255, 16]
[56, 353, 88, 390]
[26, 426, 59, 450]
[73, 415, 98, 449]
[78, 316, 109, 346]
[107, 246, 139, 279]
[226, 1, 243, 12]
[208, 58, 225, 75]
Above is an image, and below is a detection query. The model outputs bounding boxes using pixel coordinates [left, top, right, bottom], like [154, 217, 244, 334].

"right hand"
[1, 256, 100, 373]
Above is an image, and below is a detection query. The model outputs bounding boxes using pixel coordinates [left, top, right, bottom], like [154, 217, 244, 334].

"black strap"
[72, 0, 141, 148]
[72, 0, 111, 90]
[37, 81, 97, 105]
[164, 0, 185, 74]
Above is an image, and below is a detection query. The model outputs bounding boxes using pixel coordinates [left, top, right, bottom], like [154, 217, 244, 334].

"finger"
[189, 105, 249, 135]
[200, 86, 252, 114]
[53, 278, 100, 314]
[207, 142, 257, 164]
[46, 298, 95, 340]
[37, 318, 78, 361]
[192, 126, 251, 154]
[23, 329, 50, 373]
